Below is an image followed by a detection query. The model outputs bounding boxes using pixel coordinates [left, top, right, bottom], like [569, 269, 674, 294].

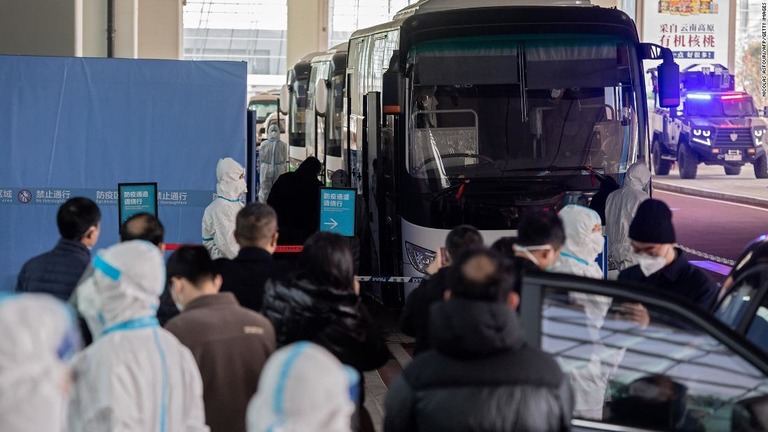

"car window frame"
[520, 272, 768, 431]
[715, 263, 768, 336]
[519, 272, 768, 376]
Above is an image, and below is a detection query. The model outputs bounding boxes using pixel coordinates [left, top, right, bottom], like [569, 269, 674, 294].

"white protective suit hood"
[623, 162, 651, 192]
[258, 124, 289, 203]
[75, 240, 165, 338]
[552, 205, 604, 279]
[605, 162, 651, 271]
[247, 342, 356, 432]
[0, 294, 80, 432]
[216, 157, 247, 200]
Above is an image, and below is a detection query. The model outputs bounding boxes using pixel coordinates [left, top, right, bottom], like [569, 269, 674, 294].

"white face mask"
[514, 244, 554, 271]
[584, 232, 604, 261]
[636, 253, 667, 276]
[171, 282, 185, 312]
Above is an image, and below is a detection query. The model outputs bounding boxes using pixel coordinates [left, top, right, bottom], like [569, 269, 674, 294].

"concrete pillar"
[0, 0, 181, 59]
[138, 0, 183, 60]
[287, 0, 329, 67]
[0, 0, 77, 56]
[114, 0, 139, 58]
[81, 0, 108, 57]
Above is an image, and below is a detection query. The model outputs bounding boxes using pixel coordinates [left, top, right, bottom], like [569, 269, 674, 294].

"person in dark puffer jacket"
[262, 232, 388, 372]
[262, 232, 388, 432]
[16, 197, 101, 301]
[385, 248, 573, 432]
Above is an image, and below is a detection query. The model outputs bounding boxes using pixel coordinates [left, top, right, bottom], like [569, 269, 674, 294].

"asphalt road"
[654, 189, 768, 281]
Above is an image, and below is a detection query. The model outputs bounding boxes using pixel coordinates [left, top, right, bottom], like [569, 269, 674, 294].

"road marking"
[690, 260, 732, 276]
[655, 190, 768, 212]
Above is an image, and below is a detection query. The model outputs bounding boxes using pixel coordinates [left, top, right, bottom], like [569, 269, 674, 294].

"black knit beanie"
[629, 199, 676, 244]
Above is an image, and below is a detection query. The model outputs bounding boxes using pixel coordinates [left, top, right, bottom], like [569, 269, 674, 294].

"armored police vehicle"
[650, 64, 767, 179]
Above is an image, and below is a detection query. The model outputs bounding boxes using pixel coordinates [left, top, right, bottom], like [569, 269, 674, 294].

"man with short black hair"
[16, 197, 101, 300]
[385, 248, 573, 431]
[165, 246, 276, 432]
[514, 211, 566, 273]
[214, 202, 286, 311]
[120, 213, 165, 250]
[400, 224, 483, 355]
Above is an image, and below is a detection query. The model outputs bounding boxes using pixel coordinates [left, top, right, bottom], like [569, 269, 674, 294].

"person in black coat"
[16, 197, 101, 301]
[262, 231, 388, 371]
[385, 248, 573, 432]
[266, 156, 322, 246]
[215, 202, 289, 312]
[262, 232, 388, 432]
[618, 199, 719, 313]
[400, 225, 484, 355]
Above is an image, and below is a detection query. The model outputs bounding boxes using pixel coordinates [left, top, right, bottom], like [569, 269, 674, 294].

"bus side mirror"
[657, 61, 680, 108]
[279, 84, 290, 115]
[315, 78, 328, 117]
[640, 43, 680, 108]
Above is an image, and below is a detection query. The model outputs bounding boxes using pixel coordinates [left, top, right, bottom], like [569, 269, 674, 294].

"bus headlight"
[405, 241, 436, 274]
[691, 128, 712, 146]
[754, 128, 765, 146]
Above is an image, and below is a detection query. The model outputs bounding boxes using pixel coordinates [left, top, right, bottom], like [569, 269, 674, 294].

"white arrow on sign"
[324, 218, 338, 230]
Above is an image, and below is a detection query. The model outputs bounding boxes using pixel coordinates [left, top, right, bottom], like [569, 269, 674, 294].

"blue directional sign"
[319, 187, 356, 237]
[118, 183, 158, 225]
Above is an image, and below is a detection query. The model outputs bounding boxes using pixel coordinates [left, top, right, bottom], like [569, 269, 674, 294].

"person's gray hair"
[235, 203, 278, 247]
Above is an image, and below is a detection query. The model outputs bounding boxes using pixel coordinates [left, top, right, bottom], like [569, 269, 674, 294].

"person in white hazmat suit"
[551, 204, 605, 280]
[605, 162, 651, 271]
[203, 157, 247, 259]
[68, 240, 209, 432]
[247, 341, 357, 432]
[552, 205, 642, 420]
[0, 293, 80, 432]
[258, 124, 289, 203]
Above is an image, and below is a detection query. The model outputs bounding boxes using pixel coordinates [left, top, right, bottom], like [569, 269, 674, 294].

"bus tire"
[652, 138, 672, 176]
[678, 144, 698, 179]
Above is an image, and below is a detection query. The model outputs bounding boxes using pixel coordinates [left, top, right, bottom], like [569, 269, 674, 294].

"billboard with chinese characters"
[642, 0, 731, 67]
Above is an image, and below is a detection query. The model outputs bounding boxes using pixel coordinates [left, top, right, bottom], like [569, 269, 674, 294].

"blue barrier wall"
[0, 56, 246, 291]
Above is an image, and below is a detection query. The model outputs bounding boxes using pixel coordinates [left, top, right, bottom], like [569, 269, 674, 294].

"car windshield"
[406, 35, 639, 186]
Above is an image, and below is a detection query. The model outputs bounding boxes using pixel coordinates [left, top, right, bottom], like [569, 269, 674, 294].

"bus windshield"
[406, 36, 638, 186]
[248, 101, 278, 122]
